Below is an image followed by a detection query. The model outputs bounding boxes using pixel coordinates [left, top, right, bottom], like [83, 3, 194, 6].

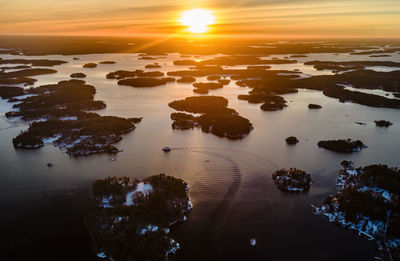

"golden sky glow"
[180, 9, 215, 33]
[0, 0, 399, 38]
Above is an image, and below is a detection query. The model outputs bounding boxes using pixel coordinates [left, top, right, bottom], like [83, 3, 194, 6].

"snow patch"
[124, 182, 153, 206]
[42, 134, 62, 144]
[101, 195, 113, 208]
[59, 116, 78, 121]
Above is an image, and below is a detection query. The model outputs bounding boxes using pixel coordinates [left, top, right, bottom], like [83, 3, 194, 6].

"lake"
[1, 51, 399, 260]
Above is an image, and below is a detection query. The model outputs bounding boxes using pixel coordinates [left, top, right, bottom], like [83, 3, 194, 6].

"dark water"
[1, 53, 399, 260]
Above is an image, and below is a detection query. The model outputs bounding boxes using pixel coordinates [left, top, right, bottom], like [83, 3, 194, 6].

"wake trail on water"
[171, 147, 280, 258]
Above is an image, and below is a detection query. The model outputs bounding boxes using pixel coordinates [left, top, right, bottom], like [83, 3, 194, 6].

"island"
[145, 63, 161, 69]
[83, 63, 97, 68]
[308, 104, 322, 109]
[317, 139, 367, 153]
[70, 72, 87, 78]
[192, 82, 223, 94]
[290, 54, 308, 58]
[218, 79, 230, 85]
[167, 64, 400, 110]
[106, 70, 164, 79]
[304, 61, 400, 72]
[0, 86, 24, 99]
[4, 79, 140, 156]
[313, 163, 400, 259]
[238, 93, 289, 111]
[0, 58, 67, 66]
[286, 136, 299, 145]
[118, 77, 174, 88]
[375, 120, 393, 127]
[0, 68, 58, 85]
[293, 70, 400, 109]
[168, 96, 253, 139]
[260, 98, 288, 111]
[0, 65, 31, 70]
[138, 56, 157, 60]
[272, 168, 312, 192]
[207, 75, 221, 81]
[86, 174, 193, 261]
[177, 76, 196, 83]
[99, 61, 116, 64]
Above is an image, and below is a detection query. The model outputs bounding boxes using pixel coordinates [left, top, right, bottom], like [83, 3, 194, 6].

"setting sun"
[180, 9, 215, 34]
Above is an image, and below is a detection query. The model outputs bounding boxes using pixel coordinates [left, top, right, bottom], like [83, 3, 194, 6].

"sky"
[1, 0, 400, 38]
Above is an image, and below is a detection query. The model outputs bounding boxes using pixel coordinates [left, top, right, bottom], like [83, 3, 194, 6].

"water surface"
[1, 52, 399, 260]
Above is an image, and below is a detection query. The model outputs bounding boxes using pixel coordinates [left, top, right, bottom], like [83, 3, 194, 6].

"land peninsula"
[86, 174, 192, 261]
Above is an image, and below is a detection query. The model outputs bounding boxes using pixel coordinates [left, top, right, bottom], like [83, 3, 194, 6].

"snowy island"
[86, 174, 193, 261]
[272, 168, 313, 192]
[3, 79, 141, 156]
[313, 162, 400, 260]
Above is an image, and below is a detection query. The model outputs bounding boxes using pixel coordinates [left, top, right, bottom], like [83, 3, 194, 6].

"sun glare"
[180, 9, 215, 34]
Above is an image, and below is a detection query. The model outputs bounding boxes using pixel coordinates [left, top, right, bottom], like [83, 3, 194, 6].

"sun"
[180, 9, 215, 34]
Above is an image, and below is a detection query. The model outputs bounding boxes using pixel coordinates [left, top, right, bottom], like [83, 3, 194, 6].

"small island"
[260, 99, 288, 111]
[317, 139, 367, 153]
[99, 61, 116, 64]
[313, 163, 400, 259]
[177, 76, 196, 83]
[286, 136, 299, 145]
[272, 168, 312, 192]
[238, 93, 289, 112]
[86, 174, 192, 261]
[118, 77, 174, 88]
[145, 63, 161, 69]
[192, 82, 223, 94]
[70, 72, 87, 78]
[106, 70, 164, 79]
[375, 120, 393, 127]
[218, 79, 230, 85]
[308, 104, 322, 109]
[82, 63, 97, 68]
[138, 56, 157, 60]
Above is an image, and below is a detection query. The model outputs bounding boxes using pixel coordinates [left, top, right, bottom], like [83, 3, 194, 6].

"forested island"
[318, 139, 367, 153]
[375, 120, 393, 127]
[168, 96, 253, 139]
[105, 69, 175, 87]
[86, 174, 192, 260]
[272, 168, 312, 192]
[313, 162, 400, 260]
[3, 79, 140, 156]
[285, 136, 299, 145]
[192, 82, 223, 94]
[83, 63, 97, 68]
[166, 60, 400, 110]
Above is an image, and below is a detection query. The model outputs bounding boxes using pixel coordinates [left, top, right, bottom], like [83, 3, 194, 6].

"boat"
[162, 146, 171, 152]
[47, 163, 55, 167]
